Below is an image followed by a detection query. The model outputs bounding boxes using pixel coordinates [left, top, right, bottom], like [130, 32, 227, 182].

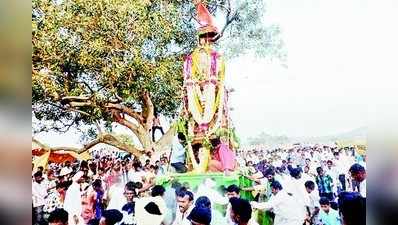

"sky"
[226, 0, 398, 141]
[34, 0, 398, 147]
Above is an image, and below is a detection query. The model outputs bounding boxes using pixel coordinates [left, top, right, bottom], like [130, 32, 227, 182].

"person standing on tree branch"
[152, 111, 164, 142]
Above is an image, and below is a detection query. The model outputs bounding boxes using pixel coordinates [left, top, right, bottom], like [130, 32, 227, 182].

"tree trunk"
[61, 93, 176, 157]
[136, 125, 152, 150]
[153, 125, 176, 152]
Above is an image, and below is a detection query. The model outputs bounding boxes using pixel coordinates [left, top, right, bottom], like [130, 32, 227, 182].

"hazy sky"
[35, 0, 398, 147]
[226, 0, 397, 141]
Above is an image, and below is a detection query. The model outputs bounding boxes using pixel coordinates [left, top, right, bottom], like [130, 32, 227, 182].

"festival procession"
[32, 0, 366, 225]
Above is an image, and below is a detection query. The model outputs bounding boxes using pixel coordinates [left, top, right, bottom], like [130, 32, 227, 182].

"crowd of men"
[32, 143, 366, 225]
[237, 144, 366, 225]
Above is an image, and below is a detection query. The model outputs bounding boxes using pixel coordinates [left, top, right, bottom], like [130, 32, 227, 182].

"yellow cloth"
[192, 147, 210, 173]
[336, 140, 367, 155]
[69, 151, 92, 161]
[32, 150, 92, 171]
[33, 150, 50, 171]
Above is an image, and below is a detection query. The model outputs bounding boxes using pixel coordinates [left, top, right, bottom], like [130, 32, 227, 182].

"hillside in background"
[295, 127, 367, 143]
[245, 127, 367, 147]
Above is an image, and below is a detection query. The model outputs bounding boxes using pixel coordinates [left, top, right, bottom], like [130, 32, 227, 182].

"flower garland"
[208, 86, 225, 135]
[183, 45, 225, 130]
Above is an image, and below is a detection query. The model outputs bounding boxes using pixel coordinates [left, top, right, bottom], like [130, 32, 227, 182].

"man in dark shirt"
[315, 167, 334, 201]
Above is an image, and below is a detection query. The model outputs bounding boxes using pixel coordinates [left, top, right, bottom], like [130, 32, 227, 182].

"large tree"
[32, 0, 285, 155]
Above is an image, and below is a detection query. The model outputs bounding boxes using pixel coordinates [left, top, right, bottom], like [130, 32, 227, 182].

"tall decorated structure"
[180, 0, 239, 173]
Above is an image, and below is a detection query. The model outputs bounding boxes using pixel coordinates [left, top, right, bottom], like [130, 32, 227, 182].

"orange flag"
[196, 2, 216, 28]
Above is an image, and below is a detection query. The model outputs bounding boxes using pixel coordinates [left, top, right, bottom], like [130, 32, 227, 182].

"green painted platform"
[156, 172, 272, 225]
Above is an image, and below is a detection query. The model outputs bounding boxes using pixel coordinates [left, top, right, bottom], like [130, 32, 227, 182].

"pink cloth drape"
[215, 142, 235, 171]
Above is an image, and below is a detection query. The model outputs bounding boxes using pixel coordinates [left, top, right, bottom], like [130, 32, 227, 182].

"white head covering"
[72, 171, 84, 182]
[64, 171, 84, 225]
[204, 178, 216, 189]
[197, 178, 228, 206]
[59, 167, 72, 176]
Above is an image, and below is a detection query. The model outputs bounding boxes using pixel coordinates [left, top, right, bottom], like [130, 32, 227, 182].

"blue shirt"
[316, 175, 334, 194]
[319, 208, 341, 225]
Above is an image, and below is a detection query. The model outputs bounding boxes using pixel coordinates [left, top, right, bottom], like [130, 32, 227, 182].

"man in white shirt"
[63, 171, 85, 225]
[286, 168, 311, 222]
[139, 152, 151, 167]
[304, 180, 320, 224]
[172, 190, 194, 225]
[229, 197, 258, 225]
[225, 184, 240, 224]
[32, 171, 47, 225]
[107, 175, 127, 211]
[333, 152, 349, 191]
[225, 185, 258, 225]
[196, 178, 228, 207]
[302, 165, 316, 185]
[170, 133, 188, 173]
[128, 162, 146, 183]
[63, 161, 74, 176]
[251, 181, 303, 225]
[325, 160, 339, 194]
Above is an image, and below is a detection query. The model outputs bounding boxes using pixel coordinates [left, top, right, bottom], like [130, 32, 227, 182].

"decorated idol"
[181, 0, 237, 173]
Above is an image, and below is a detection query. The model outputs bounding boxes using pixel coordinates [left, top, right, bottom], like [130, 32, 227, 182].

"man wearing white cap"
[64, 171, 85, 225]
[60, 166, 73, 177]
[58, 166, 73, 184]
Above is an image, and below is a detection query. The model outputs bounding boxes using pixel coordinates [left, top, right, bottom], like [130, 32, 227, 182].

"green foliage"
[202, 136, 213, 151]
[175, 117, 194, 143]
[32, 0, 285, 136]
[218, 0, 286, 60]
[32, 0, 195, 130]
[215, 127, 240, 149]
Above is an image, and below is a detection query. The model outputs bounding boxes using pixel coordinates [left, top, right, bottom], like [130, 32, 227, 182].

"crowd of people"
[236, 144, 366, 225]
[32, 142, 366, 225]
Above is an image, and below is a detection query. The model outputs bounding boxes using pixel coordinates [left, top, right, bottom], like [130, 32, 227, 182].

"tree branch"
[95, 121, 103, 134]
[100, 133, 143, 156]
[32, 137, 48, 149]
[67, 107, 92, 116]
[119, 116, 140, 134]
[68, 101, 93, 108]
[153, 124, 176, 153]
[115, 93, 123, 102]
[45, 100, 93, 117]
[142, 92, 154, 131]
[82, 81, 94, 94]
[61, 96, 91, 101]
[32, 136, 101, 154]
[106, 103, 144, 123]
[60, 96, 94, 109]
[214, 1, 245, 40]
[108, 93, 123, 104]
[110, 110, 144, 140]
[32, 133, 144, 156]
[216, 10, 238, 40]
